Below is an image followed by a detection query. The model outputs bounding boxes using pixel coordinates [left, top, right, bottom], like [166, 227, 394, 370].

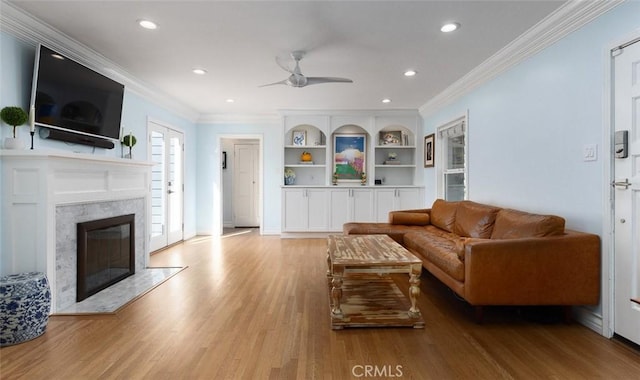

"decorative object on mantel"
[121, 132, 137, 159]
[284, 167, 296, 185]
[361, 172, 367, 185]
[300, 151, 313, 164]
[1, 106, 28, 150]
[332, 171, 338, 185]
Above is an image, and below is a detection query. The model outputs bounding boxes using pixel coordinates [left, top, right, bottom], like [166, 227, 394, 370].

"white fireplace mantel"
[1, 149, 154, 311]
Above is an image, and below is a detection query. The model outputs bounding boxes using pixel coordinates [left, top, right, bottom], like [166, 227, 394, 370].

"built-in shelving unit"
[281, 110, 425, 234]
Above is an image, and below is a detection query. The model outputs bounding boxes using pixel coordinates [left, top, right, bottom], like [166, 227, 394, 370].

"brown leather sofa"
[343, 199, 601, 321]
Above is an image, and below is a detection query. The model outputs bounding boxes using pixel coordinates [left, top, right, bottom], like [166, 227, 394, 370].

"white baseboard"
[573, 306, 604, 336]
[280, 232, 335, 239]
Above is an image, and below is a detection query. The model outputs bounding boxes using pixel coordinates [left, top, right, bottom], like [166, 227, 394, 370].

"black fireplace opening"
[77, 214, 135, 302]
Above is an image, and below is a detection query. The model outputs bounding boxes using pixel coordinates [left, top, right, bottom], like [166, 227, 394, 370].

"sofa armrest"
[388, 209, 431, 225]
[462, 231, 600, 306]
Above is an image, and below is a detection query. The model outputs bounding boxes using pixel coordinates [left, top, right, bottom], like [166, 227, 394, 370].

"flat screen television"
[30, 44, 124, 145]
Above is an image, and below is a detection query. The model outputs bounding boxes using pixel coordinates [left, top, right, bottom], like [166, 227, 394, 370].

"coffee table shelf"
[327, 235, 424, 329]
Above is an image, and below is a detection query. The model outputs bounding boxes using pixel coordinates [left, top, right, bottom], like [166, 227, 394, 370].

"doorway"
[221, 138, 261, 231]
[148, 120, 184, 252]
[611, 36, 640, 345]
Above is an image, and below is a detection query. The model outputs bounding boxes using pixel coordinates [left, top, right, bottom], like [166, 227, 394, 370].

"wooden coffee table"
[326, 234, 424, 329]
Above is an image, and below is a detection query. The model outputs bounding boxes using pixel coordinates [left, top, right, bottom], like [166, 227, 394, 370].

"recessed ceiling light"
[51, 53, 65, 60]
[226, 98, 235, 103]
[382, 98, 392, 104]
[404, 70, 417, 77]
[192, 68, 207, 75]
[138, 19, 157, 30]
[441, 22, 460, 33]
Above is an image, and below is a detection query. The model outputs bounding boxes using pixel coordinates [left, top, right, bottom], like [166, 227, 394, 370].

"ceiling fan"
[260, 51, 353, 88]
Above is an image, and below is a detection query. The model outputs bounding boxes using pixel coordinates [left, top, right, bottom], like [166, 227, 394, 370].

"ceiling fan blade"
[305, 77, 353, 85]
[275, 56, 294, 74]
[258, 79, 288, 87]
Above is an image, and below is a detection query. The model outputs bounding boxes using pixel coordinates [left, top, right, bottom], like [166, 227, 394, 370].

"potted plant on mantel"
[1, 106, 28, 149]
[121, 132, 137, 159]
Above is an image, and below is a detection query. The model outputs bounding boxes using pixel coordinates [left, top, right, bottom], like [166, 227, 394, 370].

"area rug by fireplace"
[55, 267, 186, 314]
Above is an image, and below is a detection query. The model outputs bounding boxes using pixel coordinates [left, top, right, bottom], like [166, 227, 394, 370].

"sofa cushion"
[453, 201, 501, 238]
[342, 223, 427, 245]
[389, 211, 430, 226]
[491, 209, 565, 239]
[404, 229, 465, 281]
[430, 199, 459, 233]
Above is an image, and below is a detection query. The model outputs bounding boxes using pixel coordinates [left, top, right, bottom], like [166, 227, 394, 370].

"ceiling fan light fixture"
[404, 70, 417, 77]
[192, 68, 207, 75]
[138, 19, 157, 30]
[382, 98, 392, 104]
[441, 22, 460, 33]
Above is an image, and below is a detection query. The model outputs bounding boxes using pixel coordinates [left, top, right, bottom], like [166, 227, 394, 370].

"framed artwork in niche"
[333, 134, 366, 182]
[292, 130, 306, 146]
[379, 130, 403, 146]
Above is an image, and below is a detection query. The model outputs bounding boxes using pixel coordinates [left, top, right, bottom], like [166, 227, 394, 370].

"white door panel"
[149, 122, 183, 252]
[613, 39, 640, 345]
[233, 144, 259, 227]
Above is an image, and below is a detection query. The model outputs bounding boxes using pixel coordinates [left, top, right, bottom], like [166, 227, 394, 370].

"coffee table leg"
[331, 271, 344, 318]
[408, 264, 421, 318]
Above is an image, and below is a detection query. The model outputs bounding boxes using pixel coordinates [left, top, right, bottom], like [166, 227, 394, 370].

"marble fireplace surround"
[1, 150, 153, 313]
[56, 199, 145, 311]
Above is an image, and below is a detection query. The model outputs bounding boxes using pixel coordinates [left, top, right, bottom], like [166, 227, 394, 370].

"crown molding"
[418, 0, 624, 118]
[197, 113, 281, 125]
[0, 1, 200, 122]
[276, 109, 419, 117]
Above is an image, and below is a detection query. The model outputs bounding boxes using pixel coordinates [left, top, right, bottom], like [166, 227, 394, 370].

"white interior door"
[233, 144, 259, 227]
[613, 39, 640, 345]
[149, 121, 184, 251]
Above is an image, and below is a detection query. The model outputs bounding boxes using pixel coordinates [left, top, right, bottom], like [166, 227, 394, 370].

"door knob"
[612, 178, 631, 189]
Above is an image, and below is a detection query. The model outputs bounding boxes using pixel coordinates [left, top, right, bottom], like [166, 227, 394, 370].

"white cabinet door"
[352, 188, 375, 222]
[329, 188, 351, 231]
[375, 188, 423, 222]
[283, 188, 328, 231]
[375, 189, 396, 222]
[396, 188, 421, 210]
[307, 188, 329, 231]
[329, 188, 375, 230]
[282, 189, 307, 231]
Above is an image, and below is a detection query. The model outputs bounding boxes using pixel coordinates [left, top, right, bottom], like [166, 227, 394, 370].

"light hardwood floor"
[1, 231, 639, 379]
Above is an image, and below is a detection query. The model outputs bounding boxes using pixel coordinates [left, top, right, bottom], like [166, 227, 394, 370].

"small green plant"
[0, 106, 28, 138]
[122, 134, 137, 147]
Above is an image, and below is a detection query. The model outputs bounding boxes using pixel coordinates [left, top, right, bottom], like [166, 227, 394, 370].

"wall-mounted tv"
[31, 45, 124, 146]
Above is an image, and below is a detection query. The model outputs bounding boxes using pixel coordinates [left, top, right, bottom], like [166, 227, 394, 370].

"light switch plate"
[583, 144, 597, 161]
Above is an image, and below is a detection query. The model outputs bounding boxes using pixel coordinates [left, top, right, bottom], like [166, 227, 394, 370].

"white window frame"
[435, 113, 468, 200]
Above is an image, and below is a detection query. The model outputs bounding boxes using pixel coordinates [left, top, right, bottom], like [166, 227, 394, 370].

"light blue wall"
[0, 31, 198, 239]
[196, 121, 282, 235]
[422, 1, 640, 236]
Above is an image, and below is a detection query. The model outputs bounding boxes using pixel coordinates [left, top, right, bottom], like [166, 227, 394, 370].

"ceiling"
[9, 0, 566, 118]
